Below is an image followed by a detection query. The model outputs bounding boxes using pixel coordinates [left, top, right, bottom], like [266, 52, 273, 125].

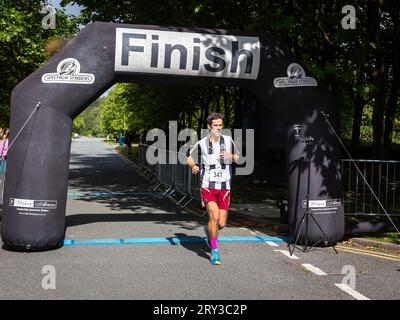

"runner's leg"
[202, 188, 223, 264]
[218, 210, 228, 230]
[201, 188, 220, 240]
[217, 189, 230, 230]
[207, 201, 220, 240]
[206, 201, 222, 265]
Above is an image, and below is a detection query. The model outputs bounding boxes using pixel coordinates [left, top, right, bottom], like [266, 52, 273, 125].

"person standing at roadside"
[186, 113, 240, 265]
[0, 128, 10, 205]
[125, 130, 133, 154]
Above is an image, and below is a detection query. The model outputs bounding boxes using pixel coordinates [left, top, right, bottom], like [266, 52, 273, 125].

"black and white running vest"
[189, 135, 238, 190]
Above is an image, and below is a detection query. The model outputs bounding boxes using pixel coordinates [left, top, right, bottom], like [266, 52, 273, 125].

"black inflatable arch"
[1, 22, 344, 251]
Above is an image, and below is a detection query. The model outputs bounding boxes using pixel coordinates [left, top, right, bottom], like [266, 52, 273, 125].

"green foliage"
[97, 83, 238, 138]
[72, 114, 84, 133]
[72, 98, 103, 136]
[63, 0, 399, 156]
[99, 84, 136, 135]
[364, 233, 400, 245]
[3, 0, 400, 158]
[0, 0, 78, 127]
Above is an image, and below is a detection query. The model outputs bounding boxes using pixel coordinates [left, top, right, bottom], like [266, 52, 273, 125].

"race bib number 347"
[210, 169, 227, 182]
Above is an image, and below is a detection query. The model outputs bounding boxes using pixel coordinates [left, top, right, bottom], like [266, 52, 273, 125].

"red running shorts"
[200, 187, 231, 211]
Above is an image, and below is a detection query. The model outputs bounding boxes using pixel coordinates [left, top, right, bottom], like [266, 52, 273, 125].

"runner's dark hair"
[207, 112, 225, 125]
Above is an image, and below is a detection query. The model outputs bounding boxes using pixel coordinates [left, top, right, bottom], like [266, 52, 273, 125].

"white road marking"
[265, 241, 279, 247]
[274, 250, 300, 259]
[247, 230, 280, 247]
[334, 283, 370, 300]
[301, 263, 327, 276]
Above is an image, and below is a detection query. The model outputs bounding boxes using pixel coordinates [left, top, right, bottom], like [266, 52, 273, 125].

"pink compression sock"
[210, 237, 218, 250]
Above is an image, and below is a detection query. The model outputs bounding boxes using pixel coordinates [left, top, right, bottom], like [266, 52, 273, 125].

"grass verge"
[363, 232, 400, 245]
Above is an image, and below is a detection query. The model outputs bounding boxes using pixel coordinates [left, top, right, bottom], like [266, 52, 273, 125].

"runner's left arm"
[231, 138, 240, 163]
[220, 137, 239, 163]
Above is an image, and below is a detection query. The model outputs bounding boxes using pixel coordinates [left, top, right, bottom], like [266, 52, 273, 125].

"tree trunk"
[215, 91, 221, 113]
[223, 88, 230, 127]
[200, 96, 210, 137]
[383, 7, 400, 158]
[199, 97, 204, 130]
[384, 87, 397, 158]
[351, 95, 364, 157]
[368, 0, 386, 159]
[371, 51, 386, 159]
[188, 110, 192, 129]
[234, 88, 243, 129]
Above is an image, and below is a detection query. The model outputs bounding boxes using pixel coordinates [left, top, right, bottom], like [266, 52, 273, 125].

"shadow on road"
[66, 212, 204, 231]
[67, 150, 207, 230]
[168, 233, 210, 261]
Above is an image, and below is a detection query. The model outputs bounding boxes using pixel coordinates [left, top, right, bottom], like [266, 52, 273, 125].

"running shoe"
[210, 249, 221, 265]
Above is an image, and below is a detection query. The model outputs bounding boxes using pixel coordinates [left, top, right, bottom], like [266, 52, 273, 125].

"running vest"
[189, 135, 237, 190]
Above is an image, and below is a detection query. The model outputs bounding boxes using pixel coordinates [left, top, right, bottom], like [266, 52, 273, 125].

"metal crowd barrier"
[137, 144, 201, 208]
[342, 159, 400, 217]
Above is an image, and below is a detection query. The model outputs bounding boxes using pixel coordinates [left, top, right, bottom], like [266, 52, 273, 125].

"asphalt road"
[0, 137, 399, 300]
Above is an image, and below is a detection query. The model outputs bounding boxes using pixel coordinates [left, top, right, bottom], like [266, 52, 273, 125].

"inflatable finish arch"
[2, 22, 344, 251]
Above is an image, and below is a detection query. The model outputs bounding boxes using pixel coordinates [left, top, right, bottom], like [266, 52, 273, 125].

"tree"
[0, 0, 78, 127]
[62, 0, 400, 158]
[72, 98, 103, 136]
[72, 114, 84, 134]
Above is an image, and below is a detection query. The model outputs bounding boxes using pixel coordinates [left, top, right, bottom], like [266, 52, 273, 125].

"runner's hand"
[220, 151, 231, 160]
[192, 165, 200, 174]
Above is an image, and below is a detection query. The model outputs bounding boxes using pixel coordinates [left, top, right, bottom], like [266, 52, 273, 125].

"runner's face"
[209, 119, 223, 138]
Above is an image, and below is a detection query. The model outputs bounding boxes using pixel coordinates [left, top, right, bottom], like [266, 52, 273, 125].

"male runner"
[187, 112, 239, 265]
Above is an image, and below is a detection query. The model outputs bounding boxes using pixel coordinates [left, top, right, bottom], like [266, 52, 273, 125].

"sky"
[49, 0, 85, 17]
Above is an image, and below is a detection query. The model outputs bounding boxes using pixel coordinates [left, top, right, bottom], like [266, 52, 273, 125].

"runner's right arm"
[187, 141, 200, 174]
[187, 155, 200, 174]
